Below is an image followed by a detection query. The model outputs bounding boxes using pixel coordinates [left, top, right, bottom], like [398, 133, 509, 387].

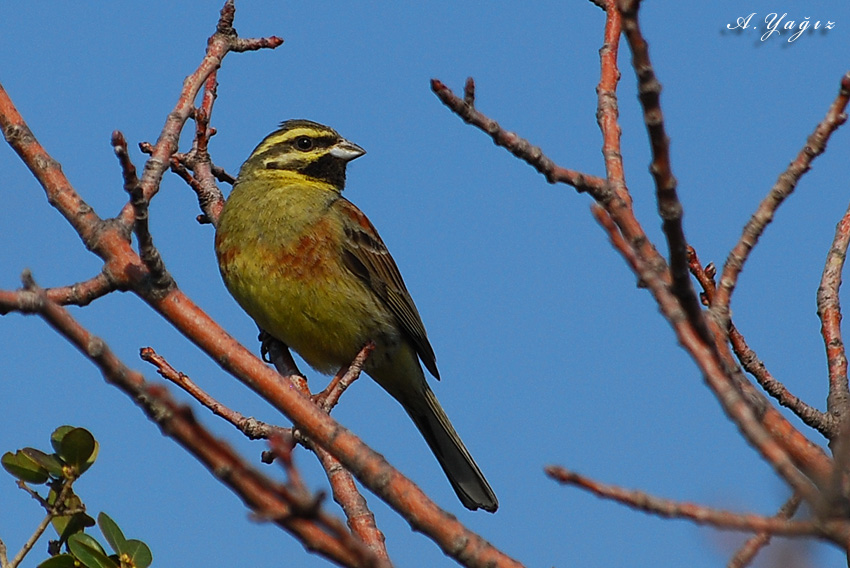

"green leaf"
[68, 533, 117, 568]
[53, 511, 96, 545]
[50, 426, 77, 454]
[59, 428, 98, 473]
[97, 513, 127, 554]
[21, 448, 65, 477]
[80, 439, 99, 474]
[46, 482, 84, 511]
[122, 540, 153, 568]
[36, 554, 78, 568]
[2, 450, 50, 483]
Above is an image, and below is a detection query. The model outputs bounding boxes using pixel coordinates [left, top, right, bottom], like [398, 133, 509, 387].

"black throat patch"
[301, 153, 347, 189]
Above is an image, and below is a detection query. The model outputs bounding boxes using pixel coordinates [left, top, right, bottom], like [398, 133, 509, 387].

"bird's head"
[240, 119, 365, 190]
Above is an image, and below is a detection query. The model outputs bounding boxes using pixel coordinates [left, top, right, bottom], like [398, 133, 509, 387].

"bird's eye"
[294, 136, 313, 151]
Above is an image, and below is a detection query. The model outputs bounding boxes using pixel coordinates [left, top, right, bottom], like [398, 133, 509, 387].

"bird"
[214, 119, 498, 512]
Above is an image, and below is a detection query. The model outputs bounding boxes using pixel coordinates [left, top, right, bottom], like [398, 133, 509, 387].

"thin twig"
[0, 85, 107, 246]
[597, 0, 830, 512]
[112, 131, 174, 291]
[546, 466, 824, 537]
[591, 1, 683, 293]
[140, 347, 284, 440]
[8, 475, 77, 568]
[432, 0, 836, 514]
[591, 204, 639, 274]
[712, 72, 850, 329]
[231, 37, 284, 52]
[262, 338, 388, 561]
[432, 72, 661, 278]
[144, 141, 236, 185]
[818, 196, 850, 427]
[8, 507, 55, 568]
[18, 273, 373, 568]
[0, 272, 117, 314]
[463, 77, 475, 107]
[44, 272, 117, 306]
[182, 72, 227, 227]
[687, 247, 832, 435]
[595, 0, 627, 204]
[315, 447, 389, 564]
[731, 323, 833, 435]
[124, 0, 281, 227]
[727, 494, 803, 568]
[156, 330, 390, 566]
[314, 342, 374, 413]
[430, 78, 609, 197]
[618, 0, 712, 347]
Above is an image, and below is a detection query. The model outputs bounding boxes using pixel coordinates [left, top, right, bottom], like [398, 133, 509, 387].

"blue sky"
[2, 2, 849, 567]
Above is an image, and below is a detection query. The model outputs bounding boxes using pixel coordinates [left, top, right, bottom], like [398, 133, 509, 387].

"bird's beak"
[329, 139, 366, 162]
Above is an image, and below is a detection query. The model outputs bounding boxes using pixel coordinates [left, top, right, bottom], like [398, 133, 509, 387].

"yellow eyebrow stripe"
[251, 126, 330, 157]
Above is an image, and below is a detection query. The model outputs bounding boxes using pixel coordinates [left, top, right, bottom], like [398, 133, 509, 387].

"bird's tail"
[402, 385, 498, 513]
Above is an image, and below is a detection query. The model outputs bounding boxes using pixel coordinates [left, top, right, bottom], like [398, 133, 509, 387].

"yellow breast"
[215, 176, 397, 373]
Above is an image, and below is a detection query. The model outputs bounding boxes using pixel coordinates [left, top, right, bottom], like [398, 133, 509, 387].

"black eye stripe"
[290, 134, 338, 148]
[249, 132, 343, 168]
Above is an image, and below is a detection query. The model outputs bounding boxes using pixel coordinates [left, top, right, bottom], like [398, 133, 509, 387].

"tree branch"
[618, 0, 711, 347]
[17, 273, 375, 568]
[430, 78, 609, 198]
[727, 494, 803, 568]
[818, 195, 850, 427]
[546, 466, 829, 538]
[141, 343, 390, 563]
[712, 72, 850, 329]
[688, 247, 833, 435]
[112, 131, 174, 291]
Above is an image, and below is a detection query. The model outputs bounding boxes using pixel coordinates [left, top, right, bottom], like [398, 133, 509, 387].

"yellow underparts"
[216, 172, 407, 380]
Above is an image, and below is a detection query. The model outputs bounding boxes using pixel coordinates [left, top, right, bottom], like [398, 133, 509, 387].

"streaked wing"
[335, 197, 440, 379]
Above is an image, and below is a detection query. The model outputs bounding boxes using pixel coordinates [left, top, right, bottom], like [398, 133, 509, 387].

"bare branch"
[712, 72, 850, 329]
[0, 272, 117, 314]
[546, 466, 829, 538]
[277, 341, 389, 563]
[231, 37, 285, 52]
[123, 0, 283, 228]
[18, 274, 376, 568]
[314, 447, 389, 564]
[430, 78, 609, 197]
[140, 341, 390, 564]
[687, 247, 833, 435]
[7, 478, 77, 568]
[595, 1, 626, 201]
[188, 76, 228, 227]
[591, 205, 639, 274]
[818, 196, 850, 424]
[314, 342, 374, 414]
[432, 0, 835, 513]
[463, 77, 475, 107]
[732, 323, 833, 436]
[618, 0, 711, 347]
[0, 83, 113, 249]
[112, 131, 174, 291]
[727, 494, 803, 568]
[140, 346, 283, 440]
